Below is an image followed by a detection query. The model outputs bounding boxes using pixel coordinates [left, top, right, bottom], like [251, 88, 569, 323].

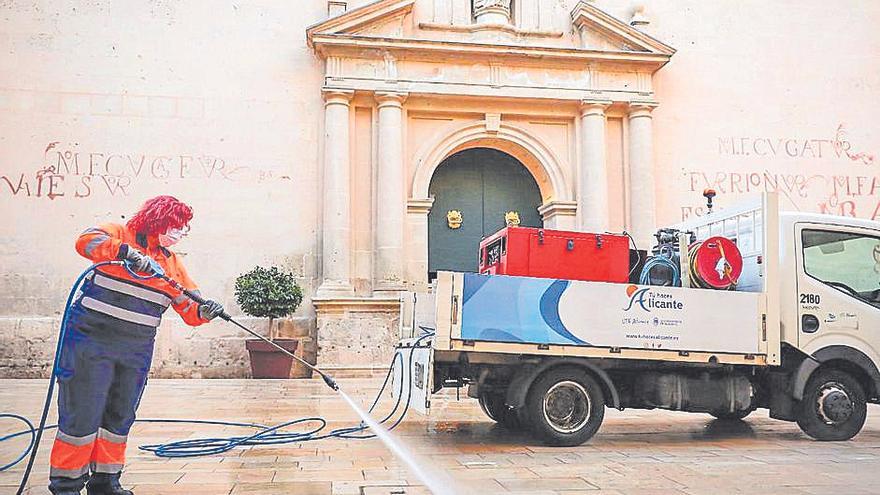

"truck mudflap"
[391, 339, 434, 415]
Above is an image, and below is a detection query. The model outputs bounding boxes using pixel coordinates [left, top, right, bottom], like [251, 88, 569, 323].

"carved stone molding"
[538, 200, 578, 220]
[313, 296, 401, 314]
[485, 113, 501, 133]
[406, 197, 434, 215]
[418, 22, 563, 39]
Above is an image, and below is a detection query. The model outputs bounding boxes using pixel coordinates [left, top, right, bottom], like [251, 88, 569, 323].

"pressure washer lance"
[159, 274, 339, 391]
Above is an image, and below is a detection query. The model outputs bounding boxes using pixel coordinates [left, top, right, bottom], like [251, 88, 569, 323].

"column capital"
[627, 101, 658, 118]
[579, 100, 612, 117]
[375, 91, 408, 108]
[322, 88, 354, 105]
[407, 197, 434, 215]
[538, 200, 578, 220]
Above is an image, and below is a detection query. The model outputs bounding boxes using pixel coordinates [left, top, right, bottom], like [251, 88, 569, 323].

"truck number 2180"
[800, 293, 821, 304]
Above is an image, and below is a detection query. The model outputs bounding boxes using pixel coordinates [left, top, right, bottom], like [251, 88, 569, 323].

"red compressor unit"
[478, 226, 630, 283]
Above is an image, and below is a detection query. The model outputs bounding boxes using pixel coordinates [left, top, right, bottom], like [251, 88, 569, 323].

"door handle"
[802, 314, 820, 333]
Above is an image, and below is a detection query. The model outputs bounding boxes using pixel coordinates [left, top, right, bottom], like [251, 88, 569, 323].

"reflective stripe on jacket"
[74, 223, 207, 328]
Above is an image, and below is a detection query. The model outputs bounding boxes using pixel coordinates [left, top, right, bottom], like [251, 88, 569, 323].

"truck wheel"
[526, 367, 605, 446]
[796, 369, 867, 441]
[479, 392, 522, 429]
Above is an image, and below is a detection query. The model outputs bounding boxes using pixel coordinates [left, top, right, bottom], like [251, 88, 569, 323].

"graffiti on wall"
[1, 142, 287, 200]
[681, 124, 877, 220]
[715, 125, 875, 164]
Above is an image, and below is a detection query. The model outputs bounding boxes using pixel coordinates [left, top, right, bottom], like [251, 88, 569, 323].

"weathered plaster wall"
[635, 0, 880, 224]
[0, 0, 369, 377]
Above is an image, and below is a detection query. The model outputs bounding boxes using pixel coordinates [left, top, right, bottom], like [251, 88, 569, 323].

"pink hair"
[126, 195, 193, 236]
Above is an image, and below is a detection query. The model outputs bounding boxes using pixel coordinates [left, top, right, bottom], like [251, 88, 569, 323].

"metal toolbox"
[478, 226, 630, 283]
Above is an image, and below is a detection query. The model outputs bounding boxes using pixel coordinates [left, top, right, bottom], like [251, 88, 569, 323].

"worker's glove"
[123, 247, 161, 276]
[198, 300, 225, 321]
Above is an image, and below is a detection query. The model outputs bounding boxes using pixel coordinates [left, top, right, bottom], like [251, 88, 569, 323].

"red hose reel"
[688, 236, 743, 290]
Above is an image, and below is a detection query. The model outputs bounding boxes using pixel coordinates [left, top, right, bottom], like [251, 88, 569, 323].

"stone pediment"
[306, 0, 415, 42]
[307, 0, 674, 66]
[307, 0, 674, 101]
[569, 1, 674, 56]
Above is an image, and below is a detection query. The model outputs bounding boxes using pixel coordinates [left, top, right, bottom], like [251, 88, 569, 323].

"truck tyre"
[479, 392, 522, 429]
[796, 369, 867, 441]
[526, 367, 605, 446]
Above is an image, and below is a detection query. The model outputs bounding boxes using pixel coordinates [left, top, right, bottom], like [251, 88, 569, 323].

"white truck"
[395, 193, 880, 445]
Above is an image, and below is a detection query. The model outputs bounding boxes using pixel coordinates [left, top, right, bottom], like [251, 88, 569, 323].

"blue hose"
[639, 253, 681, 287]
[1, 262, 430, 493]
[0, 414, 35, 472]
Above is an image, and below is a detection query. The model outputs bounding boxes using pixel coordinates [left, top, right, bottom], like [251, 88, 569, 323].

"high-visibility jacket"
[74, 223, 208, 332]
[48, 224, 206, 483]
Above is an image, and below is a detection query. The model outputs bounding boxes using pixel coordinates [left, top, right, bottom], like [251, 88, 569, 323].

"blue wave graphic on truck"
[459, 273, 587, 345]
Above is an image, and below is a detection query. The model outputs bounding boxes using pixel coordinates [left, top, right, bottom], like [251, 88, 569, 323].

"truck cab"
[781, 213, 880, 421]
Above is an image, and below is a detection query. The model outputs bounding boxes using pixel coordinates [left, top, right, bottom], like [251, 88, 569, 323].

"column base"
[313, 296, 401, 369]
[315, 280, 354, 298]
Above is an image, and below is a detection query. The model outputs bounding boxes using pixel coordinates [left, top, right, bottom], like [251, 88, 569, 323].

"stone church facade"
[307, 0, 675, 367]
[1, 0, 876, 376]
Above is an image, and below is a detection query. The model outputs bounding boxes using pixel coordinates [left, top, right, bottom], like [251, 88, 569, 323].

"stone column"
[317, 89, 355, 297]
[627, 103, 657, 247]
[375, 91, 408, 293]
[406, 197, 434, 292]
[578, 100, 611, 232]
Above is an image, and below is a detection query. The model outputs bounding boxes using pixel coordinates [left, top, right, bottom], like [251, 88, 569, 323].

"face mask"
[158, 227, 187, 247]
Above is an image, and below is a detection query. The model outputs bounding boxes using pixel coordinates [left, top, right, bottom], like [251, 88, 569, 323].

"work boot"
[85, 472, 133, 495]
[49, 473, 88, 494]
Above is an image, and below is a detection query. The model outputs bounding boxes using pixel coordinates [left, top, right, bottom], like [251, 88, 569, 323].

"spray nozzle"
[320, 372, 339, 391]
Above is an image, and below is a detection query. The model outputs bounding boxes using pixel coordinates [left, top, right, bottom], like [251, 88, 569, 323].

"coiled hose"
[0, 262, 431, 493]
[639, 244, 681, 287]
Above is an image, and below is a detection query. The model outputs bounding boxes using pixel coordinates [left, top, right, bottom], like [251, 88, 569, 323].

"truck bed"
[409, 271, 768, 366]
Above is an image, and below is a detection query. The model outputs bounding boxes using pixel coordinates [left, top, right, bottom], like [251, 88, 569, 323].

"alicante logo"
[623, 285, 684, 312]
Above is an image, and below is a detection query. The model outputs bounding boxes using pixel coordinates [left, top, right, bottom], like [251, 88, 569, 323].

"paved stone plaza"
[2, 378, 879, 494]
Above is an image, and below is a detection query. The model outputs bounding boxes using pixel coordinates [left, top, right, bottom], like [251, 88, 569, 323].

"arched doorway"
[428, 148, 543, 278]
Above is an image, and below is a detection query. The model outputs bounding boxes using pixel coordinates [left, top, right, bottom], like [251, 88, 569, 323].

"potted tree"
[235, 265, 304, 379]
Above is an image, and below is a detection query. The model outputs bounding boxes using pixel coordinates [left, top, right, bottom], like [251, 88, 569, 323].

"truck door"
[795, 223, 880, 353]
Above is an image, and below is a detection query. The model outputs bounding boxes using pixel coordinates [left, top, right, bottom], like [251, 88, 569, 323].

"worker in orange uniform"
[49, 196, 224, 495]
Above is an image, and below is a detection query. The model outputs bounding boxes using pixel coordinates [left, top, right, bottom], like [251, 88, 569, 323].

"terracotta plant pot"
[245, 339, 299, 379]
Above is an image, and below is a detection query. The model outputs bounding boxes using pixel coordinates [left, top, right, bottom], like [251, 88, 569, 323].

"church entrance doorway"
[428, 147, 543, 278]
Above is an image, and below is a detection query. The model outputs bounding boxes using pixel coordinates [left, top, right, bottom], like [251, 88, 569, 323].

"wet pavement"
[2, 377, 879, 494]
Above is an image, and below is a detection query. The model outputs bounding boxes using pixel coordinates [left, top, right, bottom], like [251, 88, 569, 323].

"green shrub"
[234, 266, 302, 322]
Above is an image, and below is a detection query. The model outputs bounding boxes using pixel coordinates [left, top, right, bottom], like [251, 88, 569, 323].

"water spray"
[158, 277, 461, 492]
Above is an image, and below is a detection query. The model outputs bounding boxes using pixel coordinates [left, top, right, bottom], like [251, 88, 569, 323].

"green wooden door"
[428, 148, 543, 277]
